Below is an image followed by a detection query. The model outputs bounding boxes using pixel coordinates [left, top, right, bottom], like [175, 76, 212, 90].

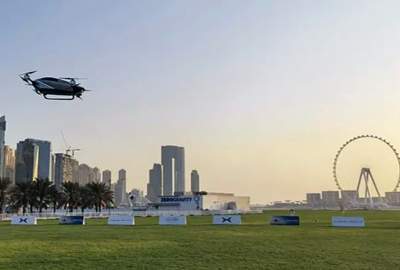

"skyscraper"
[146, 163, 162, 202]
[191, 170, 200, 193]
[161, 145, 185, 196]
[51, 154, 55, 183]
[27, 139, 52, 181]
[118, 169, 126, 182]
[0, 116, 6, 178]
[93, 167, 101, 183]
[115, 169, 127, 207]
[54, 153, 78, 188]
[3, 145, 15, 183]
[78, 163, 91, 186]
[102, 169, 111, 187]
[15, 139, 39, 183]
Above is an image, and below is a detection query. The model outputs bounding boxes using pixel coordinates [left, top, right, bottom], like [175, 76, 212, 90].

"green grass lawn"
[0, 210, 400, 270]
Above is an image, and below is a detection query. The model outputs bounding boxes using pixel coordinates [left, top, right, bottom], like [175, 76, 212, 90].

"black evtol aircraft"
[20, 71, 89, 100]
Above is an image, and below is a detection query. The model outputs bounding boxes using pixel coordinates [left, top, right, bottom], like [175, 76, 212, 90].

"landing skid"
[44, 95, 75, 100]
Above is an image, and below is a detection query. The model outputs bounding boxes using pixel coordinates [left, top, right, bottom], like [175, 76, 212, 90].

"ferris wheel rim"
[333, 135, 400, 192]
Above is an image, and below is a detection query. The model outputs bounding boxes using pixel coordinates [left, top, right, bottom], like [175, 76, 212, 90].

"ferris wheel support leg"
[369, 171, 382, 198]
[364, 172, 370, 205]
[356, 170, 363, 196]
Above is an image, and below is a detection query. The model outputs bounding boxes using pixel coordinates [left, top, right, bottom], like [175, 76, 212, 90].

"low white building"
[385, 192, 400, 206]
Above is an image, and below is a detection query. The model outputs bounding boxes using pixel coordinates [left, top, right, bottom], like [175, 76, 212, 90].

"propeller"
[19, 71, 36, 84]
[19, 70, 37, 76]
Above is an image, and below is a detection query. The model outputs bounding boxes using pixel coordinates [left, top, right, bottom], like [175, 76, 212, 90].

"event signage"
[11, 216, 37, 225]
[108, 215, 135, 225]
[270, 216, 300, 225]
[332, 216, 365, 227]
[59, 216, 85, 225]
[159, 215, 187, 225]
[213, 215, 241, 225]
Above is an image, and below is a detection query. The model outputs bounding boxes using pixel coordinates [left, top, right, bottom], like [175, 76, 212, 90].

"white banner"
[213, 215, 241, 225]
[159, 215, 187, 225]
[11, 216, 37, 225]
[332, 216, 365, 227]
[108, 215, 135, 225]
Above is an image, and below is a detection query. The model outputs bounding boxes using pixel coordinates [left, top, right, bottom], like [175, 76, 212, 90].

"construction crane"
[61, 131, 81, 158]
[66, 148, 81, 158]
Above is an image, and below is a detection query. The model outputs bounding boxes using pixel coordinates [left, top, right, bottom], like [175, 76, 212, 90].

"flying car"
[19, 71, 89, 100]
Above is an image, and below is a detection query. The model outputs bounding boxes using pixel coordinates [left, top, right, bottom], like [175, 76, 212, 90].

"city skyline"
[3, 1, 400, 203]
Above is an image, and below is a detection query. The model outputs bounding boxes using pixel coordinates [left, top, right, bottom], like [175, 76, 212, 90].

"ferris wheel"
[332, 135, 400, 207]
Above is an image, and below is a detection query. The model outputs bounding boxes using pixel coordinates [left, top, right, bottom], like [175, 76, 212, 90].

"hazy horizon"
[2, 0, 400, 204]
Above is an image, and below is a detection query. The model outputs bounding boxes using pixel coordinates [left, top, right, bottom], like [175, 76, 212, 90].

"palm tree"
[33, 178, 52, 213]
[79, 185, 94, 213]
[86, 182, 113, 212]
[63, 182, 80, 212]
[27, 182, 37, 213]
[0, 178, 11, 214]
[9, 182, 32, 214]
[48, 185, 65, 213]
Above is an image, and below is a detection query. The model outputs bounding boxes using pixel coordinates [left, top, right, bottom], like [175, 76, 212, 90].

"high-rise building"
[78, 163, 91, 186]
[93, 167, 101, 183]
[102, 170, 111, 187]
[27, 139, 52, 181]
[3, 145, 15, 183]
[146, 163, 162, 202]
[115, 169, 128, 207]
[0, 116, 6, 178]
[190, 170, 200, 193]
[118, 169, 126, 182]
[161, 145, 185, 195]
[51, 154, 55, 183]
[54, 153, 78, 188]
[15, 139, 39, 183]
[306, 193, 321, 208]
[77, 164, 102, 185]
[72, 159, 79, 184]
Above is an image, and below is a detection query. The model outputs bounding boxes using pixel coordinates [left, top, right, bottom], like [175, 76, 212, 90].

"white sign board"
[11, 216, 37, 225]
[332, 216, 365, 227]
[108, 215, 135, 225]
[213, 215, 241, 225]
[159, 215, 187, 225]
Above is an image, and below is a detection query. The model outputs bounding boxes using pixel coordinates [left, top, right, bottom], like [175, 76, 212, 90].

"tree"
[86, 182, 113, 212]
[79, 185, 94, 213]
[63, 182, 80, 212]
[33, 178, 52, 213]
[48, 185, 65, 213]
[9, 182, 32, 214]
[0, 178, 11, 214]
[28, 182, 37, 213]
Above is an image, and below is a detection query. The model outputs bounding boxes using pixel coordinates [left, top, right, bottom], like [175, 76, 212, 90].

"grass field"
[0, 210, 400, 270]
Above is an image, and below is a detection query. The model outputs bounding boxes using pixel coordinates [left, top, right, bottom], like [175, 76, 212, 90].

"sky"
[2, 0, 400, 203]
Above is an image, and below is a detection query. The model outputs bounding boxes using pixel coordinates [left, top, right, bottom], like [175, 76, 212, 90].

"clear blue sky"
[2, 0, 400, 203]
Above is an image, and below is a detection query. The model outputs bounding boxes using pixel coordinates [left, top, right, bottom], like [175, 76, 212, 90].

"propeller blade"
[19, 70, 37, 76]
